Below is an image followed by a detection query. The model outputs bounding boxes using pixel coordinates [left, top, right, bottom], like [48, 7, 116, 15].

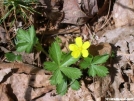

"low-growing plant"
[43, 40, 82, 95]
[5, 26, 110, 95]
[0, 0, 40, 24]
[15, 25, 38, 53]
[43, 37, 109, 95]
[5, 25, 47, 61]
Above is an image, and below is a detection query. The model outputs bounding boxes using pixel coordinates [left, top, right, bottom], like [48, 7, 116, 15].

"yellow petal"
[69, 44, 77, 51]
[82, 49, 89, 57]
[75, 37, 82, 47]
[71, 51, 81, 58]
[82, 41, 90, 49]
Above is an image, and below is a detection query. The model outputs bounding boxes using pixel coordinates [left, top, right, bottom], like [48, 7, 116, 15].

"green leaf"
[61, 52, 68, 60]
[16, 25, 38, 53]
[88, 65, 109, 77]
[56, 79, 67, 95]
[50, 69, 63, 85]
[49, 41, 62, 65]
[92, 54, 109, 65]
[61, 54, 78, 67]
[87, 65, 96, 77]
[5, 53, 16, 62]
[16, 42, 31, 52]
[5, 53, 22, 62]
[70, 80, 80, 90]
[80, 55, 93, 69]
[16, 55, 22, 61]
[60, 67, 82, 79]
[44, 62, 58, 71]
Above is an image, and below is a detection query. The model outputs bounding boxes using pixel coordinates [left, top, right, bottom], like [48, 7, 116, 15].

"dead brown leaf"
[11, 74, 29, 101]
[89, 42, 111, 56]
[113, 0, 134, 27]
[0, 84, 13, 101]
[34, 91, 60, 101]
[0, 63, 54, 101]
[111, 67, 124, 98]
[62, 0, 88, 25]
[81, 0, 98, 17]
[121, 83, 133, 98]
[99, 26, 134, 67]
[0, 68, 11, 82]
[10, 74, 53, 100]
[61, 81, 93, 101]
[130, 83, 134, 95]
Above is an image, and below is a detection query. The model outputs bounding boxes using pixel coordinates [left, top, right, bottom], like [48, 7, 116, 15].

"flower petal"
[82, 49, 89, 57]
[75, 37, 82, 47]
[69, 44, 77, 51]
[71, 51, 81, 58]
[82, 41, 90, 49]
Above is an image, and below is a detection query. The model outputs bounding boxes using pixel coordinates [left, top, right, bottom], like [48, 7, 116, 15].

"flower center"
[78, 46, 82, 51]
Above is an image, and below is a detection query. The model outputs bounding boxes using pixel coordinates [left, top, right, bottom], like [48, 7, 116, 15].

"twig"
[97, 0, 112, 31]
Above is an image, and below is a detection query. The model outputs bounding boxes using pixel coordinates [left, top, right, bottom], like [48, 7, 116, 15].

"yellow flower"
[69, 37, 90, 58]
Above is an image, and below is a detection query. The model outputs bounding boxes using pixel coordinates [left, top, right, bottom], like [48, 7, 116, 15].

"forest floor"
[0, 0, 134, 101]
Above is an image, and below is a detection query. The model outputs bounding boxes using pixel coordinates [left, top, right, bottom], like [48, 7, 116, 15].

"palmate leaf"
[61, 54, 78, 67]
[56, 79, 67, 95]
[16, 26, 38, 53]
[49, 41, 62, 65]
[50, 69, 63, 85]
[44, 62, 58, 71]
[88, 65, 109, 77]
[92, 54, 109, 65]
[60, 67, 82, 79]
[80, 55, 93, 69]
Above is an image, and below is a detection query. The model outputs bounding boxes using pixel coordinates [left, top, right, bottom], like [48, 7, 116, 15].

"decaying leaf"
[34, 91, 60, 101]
[62, 0, 88, 25]
[97, 25, 134, 99]
[61, 81, 93, 101]
[0, 63, 54, 101]
[130, 83, 134, 95]
[98, 26, 134, 44]
[0, 68, 11, 82]
[30, 73, 51, 88]
[10, 74, 53, 101]
[116, 82, 134, 99]
[113, 0, 134, 27]
[88, 80, 101, 98]
[99, 26, 134, 66]
[111, 67, 124, 98]
[62, 0, 98, 25]
[21, 53, 35, 64]
[87, 75, 111, 100]
[0, 84, 13, 101]
[11, 74, 29, 101]
[89, 42, 111, 56]
[81, 0, 98, 17]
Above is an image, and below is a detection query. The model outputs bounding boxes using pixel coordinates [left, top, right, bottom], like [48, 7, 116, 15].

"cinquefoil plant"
[43, 37, 110, 95]
[43, 40, 82, 95]
[5, 26, 110, 95]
